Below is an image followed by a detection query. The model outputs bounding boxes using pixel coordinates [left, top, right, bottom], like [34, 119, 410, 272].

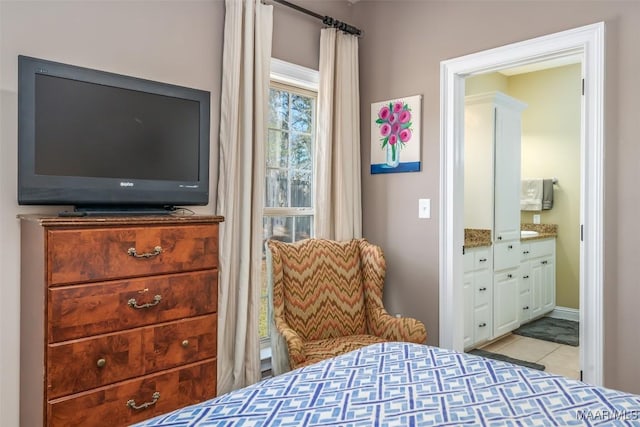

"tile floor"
[479, 333, 580, 380]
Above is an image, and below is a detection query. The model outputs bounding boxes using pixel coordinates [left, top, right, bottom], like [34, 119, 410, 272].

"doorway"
[439, 22, 604, 385]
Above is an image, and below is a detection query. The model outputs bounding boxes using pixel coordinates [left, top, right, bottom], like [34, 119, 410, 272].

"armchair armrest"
[368, 307, 427, 344]
[275, 319, 306, 367]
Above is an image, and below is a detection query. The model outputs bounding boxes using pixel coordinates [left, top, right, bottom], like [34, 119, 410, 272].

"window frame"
[260, 60, 319, 350]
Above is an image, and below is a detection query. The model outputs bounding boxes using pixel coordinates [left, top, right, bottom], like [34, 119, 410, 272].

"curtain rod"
[268, 0, 363, 37]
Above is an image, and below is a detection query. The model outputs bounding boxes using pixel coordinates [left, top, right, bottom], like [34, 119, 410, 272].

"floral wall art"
[370, 94, 422, 174]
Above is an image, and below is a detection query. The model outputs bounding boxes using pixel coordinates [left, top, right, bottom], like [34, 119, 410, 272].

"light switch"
[533, 214, 541, 224]
[418, 198, 430, 219]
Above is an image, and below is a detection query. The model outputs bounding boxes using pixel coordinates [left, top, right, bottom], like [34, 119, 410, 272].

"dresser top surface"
[18, 213, 224, 227]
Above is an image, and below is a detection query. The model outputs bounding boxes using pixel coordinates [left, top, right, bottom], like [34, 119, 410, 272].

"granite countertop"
[464, 224, 558, 248]
[464, 229, 492, 248]
[520, 223, 558, 241]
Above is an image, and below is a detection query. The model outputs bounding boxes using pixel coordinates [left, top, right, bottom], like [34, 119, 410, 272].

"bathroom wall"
[510, 64, 581, 310]
[464, 64, 581, 310]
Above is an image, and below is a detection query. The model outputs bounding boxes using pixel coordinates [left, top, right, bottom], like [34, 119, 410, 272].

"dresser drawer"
[48, 315, 216, 399]
[47, 359, 216, 427]
[48, 330, 144, 399]
[49, 270, 217, 342]
[144, 315, 217, 372]
[47, 225, 218, 285]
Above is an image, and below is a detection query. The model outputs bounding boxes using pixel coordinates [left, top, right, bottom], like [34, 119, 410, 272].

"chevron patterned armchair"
[267, 238, 427, 370]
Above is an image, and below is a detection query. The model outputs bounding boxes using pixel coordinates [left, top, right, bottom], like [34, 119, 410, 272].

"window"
[259, 61, 318, 345]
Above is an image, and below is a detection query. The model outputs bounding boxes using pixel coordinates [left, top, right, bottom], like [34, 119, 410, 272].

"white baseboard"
[547, 306, 580, 322]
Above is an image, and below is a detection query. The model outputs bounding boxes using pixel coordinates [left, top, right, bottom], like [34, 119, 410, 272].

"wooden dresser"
[20, 214, 223, 426]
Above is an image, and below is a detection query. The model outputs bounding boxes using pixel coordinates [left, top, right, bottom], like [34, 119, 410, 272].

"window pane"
[290, 132, 311, 171]
[291, 172, 311, 208]
[294, 216, 312, 241]
[265, 168, 289, 208]
[268, 89, 289, 130]
[267, 129, 288, 169]
[264, 216, 294, 243]
[290, 94, 312, 133]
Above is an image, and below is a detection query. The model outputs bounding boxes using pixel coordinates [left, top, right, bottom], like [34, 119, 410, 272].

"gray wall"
[0, 1, 224, 424]
[272, 0, 355, 69]
[353, 0, 640, 394]
[2, 2, 640, 424]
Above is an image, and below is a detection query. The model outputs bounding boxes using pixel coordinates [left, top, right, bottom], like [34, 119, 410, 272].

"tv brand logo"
[119, 182, 134, 187]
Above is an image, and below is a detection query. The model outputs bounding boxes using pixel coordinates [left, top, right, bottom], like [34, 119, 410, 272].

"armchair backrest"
[268, 238, 369, 341]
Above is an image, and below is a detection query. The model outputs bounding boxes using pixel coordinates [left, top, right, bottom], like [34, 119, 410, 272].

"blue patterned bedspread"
[133, 342, 640, 426]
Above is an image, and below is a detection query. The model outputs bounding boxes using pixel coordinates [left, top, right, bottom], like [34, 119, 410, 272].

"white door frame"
[439, 22, 604, 385]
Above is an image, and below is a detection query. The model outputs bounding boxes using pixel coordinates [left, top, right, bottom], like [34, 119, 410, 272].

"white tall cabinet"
[464, 91, 527, 346]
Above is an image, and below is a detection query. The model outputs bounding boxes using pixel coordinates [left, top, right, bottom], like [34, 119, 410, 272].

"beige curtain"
[315, 28, 362, 240]
[216, 0, 272, 393]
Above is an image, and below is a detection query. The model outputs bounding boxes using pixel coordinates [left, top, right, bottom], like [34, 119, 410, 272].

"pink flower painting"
[375, 99, 413, 167]
[370, 94, 421, 174]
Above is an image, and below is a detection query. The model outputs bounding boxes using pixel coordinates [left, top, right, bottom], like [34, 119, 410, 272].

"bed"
[132, 342, 640, 426]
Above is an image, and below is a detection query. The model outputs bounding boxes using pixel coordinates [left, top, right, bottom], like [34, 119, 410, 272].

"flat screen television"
[18, 55, 210, 215]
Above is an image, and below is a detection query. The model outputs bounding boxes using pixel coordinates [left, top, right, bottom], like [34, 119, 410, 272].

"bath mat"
[513, 317, 579, 347]
[468, 349, 545, 371]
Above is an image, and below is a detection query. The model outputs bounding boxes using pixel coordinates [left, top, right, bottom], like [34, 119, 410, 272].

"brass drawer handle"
[128, 295, 162, 309]
[96, 358, 106, 368]
[126, 391, 160, 411]
[181, 339, 189, 348]
[127, 246, 163, 259]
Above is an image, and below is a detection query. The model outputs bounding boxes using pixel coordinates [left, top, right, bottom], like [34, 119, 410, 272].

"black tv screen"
[18, 55, 210, 211]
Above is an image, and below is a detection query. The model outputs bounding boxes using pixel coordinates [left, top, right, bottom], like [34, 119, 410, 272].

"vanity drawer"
[47, 225, 218, 285]
[528, 238, 555, 258]
[47, 359, 216, 427]
[493, 241, 520, 271]
[473, 248, 491, 270]
[48, 329, 144, 399]
[474, 306, 492, 343]
[49, 270, 218, 342]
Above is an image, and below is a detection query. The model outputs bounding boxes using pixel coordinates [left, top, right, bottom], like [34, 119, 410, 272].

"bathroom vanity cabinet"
[519, 238, 556, 322]
[463, 246, 493, 348]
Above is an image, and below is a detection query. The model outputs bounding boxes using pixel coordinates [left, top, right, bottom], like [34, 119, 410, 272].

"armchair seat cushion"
[299, 335, 387, 368]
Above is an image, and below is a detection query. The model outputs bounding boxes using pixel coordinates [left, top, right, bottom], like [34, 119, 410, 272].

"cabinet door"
[530, 261, 544, 318]
[541, 256, 556, 314]
[493, 268, 520, 337]
[493, 105, 522, 242]
[464, 102, 495, 230]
